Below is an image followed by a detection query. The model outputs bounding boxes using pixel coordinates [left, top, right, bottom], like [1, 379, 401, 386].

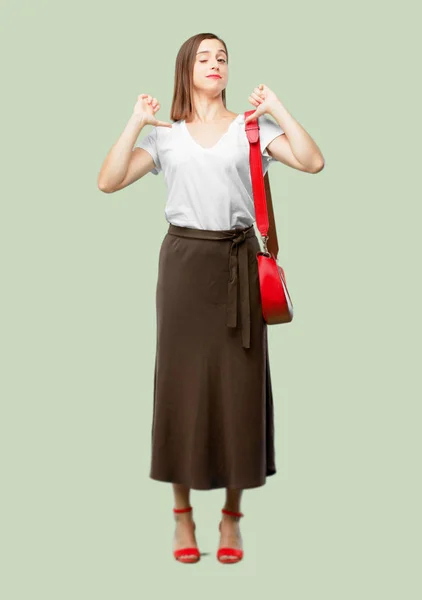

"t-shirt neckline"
[182, 113, 242, 151]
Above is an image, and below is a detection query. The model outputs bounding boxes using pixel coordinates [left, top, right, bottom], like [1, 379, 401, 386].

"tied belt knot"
[167, 223, 255, 350]
[227, 227, 253, 349]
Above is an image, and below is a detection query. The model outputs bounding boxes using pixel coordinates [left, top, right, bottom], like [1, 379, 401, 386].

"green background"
[2, 0, 421, 597]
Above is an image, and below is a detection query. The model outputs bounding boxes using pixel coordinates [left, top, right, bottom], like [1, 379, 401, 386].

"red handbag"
[244, 109, 294, 324]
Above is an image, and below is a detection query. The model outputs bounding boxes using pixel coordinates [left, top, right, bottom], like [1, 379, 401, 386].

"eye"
[199, 58, 226, 63]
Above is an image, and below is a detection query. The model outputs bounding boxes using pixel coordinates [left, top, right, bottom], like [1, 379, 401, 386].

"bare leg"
[173, 482, 191, 510]
[218, 487, 244, 561]
[223, 487, 243, 513]
[172, 483, 199, 560]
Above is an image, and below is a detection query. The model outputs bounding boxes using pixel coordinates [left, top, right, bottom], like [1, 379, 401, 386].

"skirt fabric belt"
[167, 223, 256, 349]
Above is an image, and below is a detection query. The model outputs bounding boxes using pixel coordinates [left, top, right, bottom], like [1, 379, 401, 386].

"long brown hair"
[170, 33, 229, 123]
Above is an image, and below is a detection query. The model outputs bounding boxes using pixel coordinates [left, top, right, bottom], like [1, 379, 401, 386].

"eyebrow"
[196, 49, 227, 56]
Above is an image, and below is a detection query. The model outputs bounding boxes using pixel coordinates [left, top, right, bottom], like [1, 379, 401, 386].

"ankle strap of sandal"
[173, 506, 193, 513]
[222, 508, 244, 518]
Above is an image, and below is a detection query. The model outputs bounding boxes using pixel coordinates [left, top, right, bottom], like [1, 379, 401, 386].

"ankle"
[222, 507, 242, 517]
[174, 512, 194, 526]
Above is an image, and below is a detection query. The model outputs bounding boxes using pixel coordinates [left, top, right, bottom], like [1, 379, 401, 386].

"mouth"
[206, 75, 222, 79]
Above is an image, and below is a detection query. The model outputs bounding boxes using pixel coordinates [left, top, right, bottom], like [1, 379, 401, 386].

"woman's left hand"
[245, 84, 281, 123]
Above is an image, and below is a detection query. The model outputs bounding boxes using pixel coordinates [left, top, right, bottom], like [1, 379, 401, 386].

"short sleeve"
[258, 114, 285, 166]
[135, 126, 162, 175]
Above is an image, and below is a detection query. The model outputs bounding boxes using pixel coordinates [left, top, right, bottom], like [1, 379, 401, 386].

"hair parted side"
[170, 33, 229, 123]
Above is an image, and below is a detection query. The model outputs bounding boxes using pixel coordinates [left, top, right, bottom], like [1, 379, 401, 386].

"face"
[192, 38, 228, 93]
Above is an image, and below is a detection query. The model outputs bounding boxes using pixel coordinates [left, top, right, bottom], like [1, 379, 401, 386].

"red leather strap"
[173, 506, 192, 513]
[174, 547, 200, 558]
[222, 508, 244, 518]
[244, 110, 270, 239]
[217, 547, 244, 558]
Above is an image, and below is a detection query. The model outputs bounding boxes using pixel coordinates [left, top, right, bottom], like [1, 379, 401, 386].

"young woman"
[98, 33, 324, 565]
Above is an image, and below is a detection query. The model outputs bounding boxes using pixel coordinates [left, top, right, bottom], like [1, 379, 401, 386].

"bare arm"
[97, 93, 172, 193]
[268, 103, 325, 174]
[97, 114, 148, 193]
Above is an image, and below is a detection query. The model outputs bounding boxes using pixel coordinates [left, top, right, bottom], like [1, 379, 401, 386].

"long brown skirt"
[150, 222, 276, 490]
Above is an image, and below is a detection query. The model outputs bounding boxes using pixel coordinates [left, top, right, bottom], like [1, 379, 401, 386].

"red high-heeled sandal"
[217, 508, 244, 564]
[173, 506, 201, 563]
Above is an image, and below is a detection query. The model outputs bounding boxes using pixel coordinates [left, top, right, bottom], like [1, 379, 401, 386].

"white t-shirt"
[135, 113, 284, 230]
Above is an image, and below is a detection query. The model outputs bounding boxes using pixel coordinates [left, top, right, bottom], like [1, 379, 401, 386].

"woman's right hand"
[133, 94, 173, 128]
